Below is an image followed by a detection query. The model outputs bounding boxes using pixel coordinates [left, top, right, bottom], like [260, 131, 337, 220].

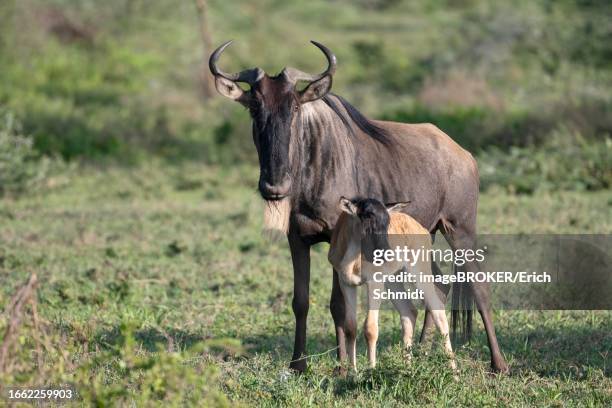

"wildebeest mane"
[322, 94, 392, 146]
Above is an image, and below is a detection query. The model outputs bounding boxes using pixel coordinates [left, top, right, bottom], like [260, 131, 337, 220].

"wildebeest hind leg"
[445, 227, 509, 374]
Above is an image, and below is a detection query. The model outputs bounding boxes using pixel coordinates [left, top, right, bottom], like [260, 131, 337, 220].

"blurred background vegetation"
[0, 0, 610, 194]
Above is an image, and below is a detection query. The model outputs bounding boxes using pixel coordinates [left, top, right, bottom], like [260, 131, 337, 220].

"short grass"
[0, 163, 610, 406]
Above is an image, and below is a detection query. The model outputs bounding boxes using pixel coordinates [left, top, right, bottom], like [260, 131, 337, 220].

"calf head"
[339, 197, 410, 264]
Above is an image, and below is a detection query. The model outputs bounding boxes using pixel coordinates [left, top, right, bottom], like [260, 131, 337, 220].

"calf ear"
[386, 201, 411, 213]
[339, 196, 357, 215]
[214, 77, 250, 106]
[299, 75, 332, 103]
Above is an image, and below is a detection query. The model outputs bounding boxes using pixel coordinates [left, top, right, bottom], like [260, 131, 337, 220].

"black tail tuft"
[451, 265, 473, 344]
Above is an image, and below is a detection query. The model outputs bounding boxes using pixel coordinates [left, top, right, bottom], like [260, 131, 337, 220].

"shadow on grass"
[242, 318, 611, 379]
[242, 326, 422, 366]
[495, 321, 611, 378]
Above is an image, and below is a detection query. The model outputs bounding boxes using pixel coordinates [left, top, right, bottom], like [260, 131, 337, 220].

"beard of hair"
[262, 197, 291, 241]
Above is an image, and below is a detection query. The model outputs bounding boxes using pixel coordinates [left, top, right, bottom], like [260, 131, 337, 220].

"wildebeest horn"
[282, 40, 337, 83]
[209, 40, 263, 84]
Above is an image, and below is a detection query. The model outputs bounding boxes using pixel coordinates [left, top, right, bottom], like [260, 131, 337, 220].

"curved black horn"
[311, 40, 337, 78]
[209, 40, 263, 84]
[282, 40, 337, 83]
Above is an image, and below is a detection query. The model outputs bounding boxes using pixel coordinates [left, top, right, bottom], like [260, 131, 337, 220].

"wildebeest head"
[339, 197, 411, 264]
[209, 40, 336, 201]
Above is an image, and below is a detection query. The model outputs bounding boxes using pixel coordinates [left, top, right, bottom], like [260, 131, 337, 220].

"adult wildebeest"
[209, 40, 508, 374]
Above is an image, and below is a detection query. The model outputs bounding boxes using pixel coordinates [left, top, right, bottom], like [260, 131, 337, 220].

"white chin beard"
[262, 197, 291, 241]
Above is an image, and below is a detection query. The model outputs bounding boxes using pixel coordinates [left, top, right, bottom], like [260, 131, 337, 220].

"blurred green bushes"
[0, 109, 54, 197]
[479, 131, 611, 194]
[0, 0, 610, 194]
[385, 98, 612, 152]
[1, 40, 166, 160]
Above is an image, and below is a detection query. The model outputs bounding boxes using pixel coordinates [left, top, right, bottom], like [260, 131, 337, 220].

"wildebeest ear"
[339, 196, 357, 215]
[386, 201, 410, 213]
[299, 75, 332, 103]
[214, 77, 250, 106]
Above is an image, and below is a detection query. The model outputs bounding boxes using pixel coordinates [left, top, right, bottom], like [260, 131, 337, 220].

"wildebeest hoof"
[289, 358, 307, 374]
[490, 362, 510, 375]
[333, 365, 348, 377]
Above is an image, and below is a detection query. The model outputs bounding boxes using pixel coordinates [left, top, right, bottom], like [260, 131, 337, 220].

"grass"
[0, 163, 611, 406]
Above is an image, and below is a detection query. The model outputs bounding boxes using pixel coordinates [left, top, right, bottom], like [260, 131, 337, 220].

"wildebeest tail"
[451, 264, 473, 343]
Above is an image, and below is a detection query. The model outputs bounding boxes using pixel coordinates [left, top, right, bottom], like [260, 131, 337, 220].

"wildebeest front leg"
[330, 270, 348, 372]
[288, 233, 310, 373]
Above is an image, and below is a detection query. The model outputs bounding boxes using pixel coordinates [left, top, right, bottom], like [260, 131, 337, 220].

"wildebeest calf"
[328, 197, 456, 371]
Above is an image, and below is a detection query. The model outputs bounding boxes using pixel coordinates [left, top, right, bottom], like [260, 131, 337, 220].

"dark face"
[355, 199, 391, 263]
[248, 75, 299, 200]
[209, 41, 335, 201]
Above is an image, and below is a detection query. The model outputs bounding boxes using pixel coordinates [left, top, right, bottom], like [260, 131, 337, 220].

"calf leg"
[364, 280, 383, 368]
[417, 262, 456, 371]
[385, 281, 418, 360]
[425, 308, 457, 371]
[420, 309, 434, 344]
[364, 309, 379, 368]
[420, 262, 451, 344]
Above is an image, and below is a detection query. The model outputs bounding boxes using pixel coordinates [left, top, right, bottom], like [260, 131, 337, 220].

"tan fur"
[364, 314, 378, 340]
[328, 212, 350, 265]
[328, 209, 456, 372]
[262, 198, 291, 240]
[388, 212, 430, 235]
[331, 212, 431, 281]
[363, 307, 380, 367]
[387, 213, 432, 258]
[328, 213, 363, 286]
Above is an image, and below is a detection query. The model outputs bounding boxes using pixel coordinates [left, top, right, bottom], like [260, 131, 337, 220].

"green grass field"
[0, 163, 610, 406]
